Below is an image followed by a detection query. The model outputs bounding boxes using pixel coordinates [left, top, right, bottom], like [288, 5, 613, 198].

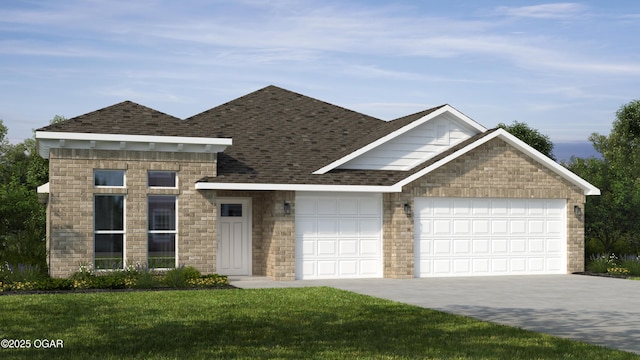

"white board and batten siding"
[415, 197, 567, 277]
[295, 192, 383, 280]
[338, 113, 477, 171]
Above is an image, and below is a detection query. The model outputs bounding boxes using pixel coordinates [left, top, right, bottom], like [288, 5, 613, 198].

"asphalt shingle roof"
[37, 85, 467, 187]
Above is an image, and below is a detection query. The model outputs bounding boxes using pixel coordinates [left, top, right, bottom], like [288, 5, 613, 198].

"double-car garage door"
[415, 197, 567, 277]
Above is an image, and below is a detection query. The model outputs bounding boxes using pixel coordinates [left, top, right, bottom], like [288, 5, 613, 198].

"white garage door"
[295, 192, 382, 280]
[415, 198, 566, 277]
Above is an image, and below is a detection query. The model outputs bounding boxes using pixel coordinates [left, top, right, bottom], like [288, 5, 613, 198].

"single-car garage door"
[295, 192, 382, 280]
[415, 197, 566, 277]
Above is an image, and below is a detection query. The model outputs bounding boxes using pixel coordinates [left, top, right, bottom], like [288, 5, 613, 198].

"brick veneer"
[47, 148, 217, 278]
[46, 137, 586, 280]
[383, 138, 586, 278]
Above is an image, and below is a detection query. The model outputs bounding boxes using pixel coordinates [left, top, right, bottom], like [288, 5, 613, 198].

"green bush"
[620, 255, 640, 276]
[163, 267, 188, 288]
[35, 277, 74, 291]
[586, 254, 616, 273]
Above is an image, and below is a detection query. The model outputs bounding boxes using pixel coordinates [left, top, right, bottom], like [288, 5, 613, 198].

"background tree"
[0, 116, 66, 272]
[567, 100, 640, 256]
[498, 121, 555, 160]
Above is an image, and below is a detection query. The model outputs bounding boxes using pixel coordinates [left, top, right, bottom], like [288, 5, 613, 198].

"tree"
[0, 116, 65, 272]
[567, 100, 640, 256]
[498, 121, 555, 160]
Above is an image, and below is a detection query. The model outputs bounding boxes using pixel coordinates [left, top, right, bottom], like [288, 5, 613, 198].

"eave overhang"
[35, 131, 232, 159]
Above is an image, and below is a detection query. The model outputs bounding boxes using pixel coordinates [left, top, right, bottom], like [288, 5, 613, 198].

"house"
[36, 85, 599, 280]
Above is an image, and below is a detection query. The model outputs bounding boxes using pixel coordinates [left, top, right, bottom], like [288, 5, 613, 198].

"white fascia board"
[394, 128, 600, 196]
[35, 131, 232, 158]
[35, 131, 232, 145]
[195, 182, 401, 193]
[37, 182, 50, 194]
[312, 105, 487, 174]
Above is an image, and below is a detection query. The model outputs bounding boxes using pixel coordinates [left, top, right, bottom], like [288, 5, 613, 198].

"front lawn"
[0, 287, 636, 359]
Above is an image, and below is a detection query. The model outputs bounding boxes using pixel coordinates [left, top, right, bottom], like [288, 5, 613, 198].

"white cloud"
[496, 3, 588, 20]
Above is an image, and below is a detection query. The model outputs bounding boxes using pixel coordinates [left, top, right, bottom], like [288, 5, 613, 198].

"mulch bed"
[573, 271, 632, 279]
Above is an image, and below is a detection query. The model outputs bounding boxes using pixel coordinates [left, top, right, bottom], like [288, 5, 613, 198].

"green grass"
[0, 287, 636, 359]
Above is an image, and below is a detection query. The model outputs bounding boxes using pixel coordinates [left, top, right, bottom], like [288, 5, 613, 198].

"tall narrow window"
[148, 195, 177, 269]
[94, 195, 124, 269]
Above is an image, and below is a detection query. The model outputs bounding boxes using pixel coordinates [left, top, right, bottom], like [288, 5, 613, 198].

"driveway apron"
[231, 275, 640, 355]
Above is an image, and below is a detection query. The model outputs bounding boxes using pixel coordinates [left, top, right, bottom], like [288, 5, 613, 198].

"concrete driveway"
[230, 275, 640, 355]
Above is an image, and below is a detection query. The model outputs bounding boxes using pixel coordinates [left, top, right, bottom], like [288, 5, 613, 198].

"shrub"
[587, 254, 617, 273]
[163, 267, 189, 288]
[182, 266, 202, 280]
[0, 262, 44, 283]
[620, 255, 640, 276]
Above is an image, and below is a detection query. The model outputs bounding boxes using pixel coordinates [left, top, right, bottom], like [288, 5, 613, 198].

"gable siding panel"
[339, 115, 478, 171]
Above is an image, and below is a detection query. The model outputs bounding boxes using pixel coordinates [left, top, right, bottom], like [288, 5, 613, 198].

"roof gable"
[313, 105, 486, 173]
[393, 128, 600, 196]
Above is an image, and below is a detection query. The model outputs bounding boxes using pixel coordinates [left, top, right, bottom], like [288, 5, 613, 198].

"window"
[148, 195, 177, 268]
[148, 171, 177, 188]
[94, 195, 124, 269]
[94, 170, 125, 187]
[221, 204, 243, 217]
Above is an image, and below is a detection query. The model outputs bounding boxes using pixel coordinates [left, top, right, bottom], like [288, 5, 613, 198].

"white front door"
[217, 198, 251, 275]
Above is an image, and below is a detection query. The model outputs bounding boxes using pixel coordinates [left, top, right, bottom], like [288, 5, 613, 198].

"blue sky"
[1, 1, 639, 149]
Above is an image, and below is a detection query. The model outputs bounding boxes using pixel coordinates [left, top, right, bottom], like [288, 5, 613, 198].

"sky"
[1, 1, 639, 151]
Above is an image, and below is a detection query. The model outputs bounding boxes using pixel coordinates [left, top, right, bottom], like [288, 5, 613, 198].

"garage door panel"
[453, 220, 471, 234]
[302, 240, 316, 256]
[453, 239, 471, 254]
[434, 239, 451, 254]
[338, 260, 357, 276]
[360, 219, 381, 235]
[434, 220, 451, 234]
[473, 239, 490, 253]
[317, 219, 338, 235]
[338, 219, 358, 235]
[511, 239, 526, 252]
[296, 193, 382, 280]
[296, 218, 317, 236]
[434, 259, 451, 274]
[472, 219, 490, 234]
[492, 239, 508, 253]
[317, 240, 337, 256]
[338, 199, 358, 215]
[453, 259, 470, 273]
[317, 261, 337, 276]
[360, 239, 380, 255]
[416, 197, 566, 277]
[360, 259, 380, 275]
[317, 199, 338, 215]
[339, 239, 357, 255]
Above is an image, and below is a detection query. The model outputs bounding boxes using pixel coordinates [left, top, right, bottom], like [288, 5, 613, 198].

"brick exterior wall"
[46, 136, 586, 280]
[383, 138, 586, 278]
[47, 148, 217, 278]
